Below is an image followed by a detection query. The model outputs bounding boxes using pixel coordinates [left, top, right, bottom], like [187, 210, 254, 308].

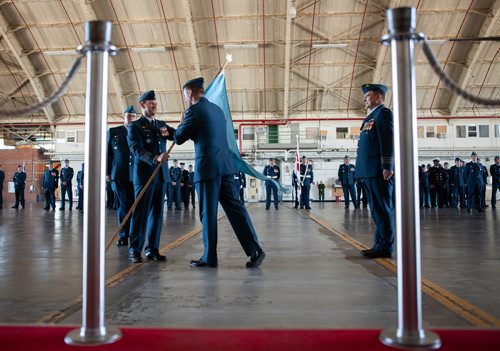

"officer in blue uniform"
[42, 162, 59, 211]
[299, 156, 313, 209]
[233, 171, 246, 203]
[127, 90, 176, 263]
[429, 158, 446, 208]
[464, 152, 484, 213]
[0, 164, 5, 209]
[174, 77, 265, 268]
[59, 159, 74, 210]
[186, 164, 196, 208]
[76, 163, 84, 210]
[168, 159, 182, 210]
[449, 157, 465, 208]
[12, 165, 26, 209]
[338, 155, 358, 209]
[355, 83, 394, 259]
[263, 158, 280, 210]
[479, 158, 488, 209]
[443, 162, 451, 207]
[419, 164, 430, 208]
[292, 171, 300, 209]
[107, 105, 136, 246]
[491, 156, 500, 209]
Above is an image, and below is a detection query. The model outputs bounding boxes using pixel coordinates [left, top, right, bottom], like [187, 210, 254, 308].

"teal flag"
[205, 71, 286, 192]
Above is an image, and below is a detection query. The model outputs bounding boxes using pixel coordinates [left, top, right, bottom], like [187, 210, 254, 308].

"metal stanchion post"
[65, 21, 122, 346]
[379, 7, 441, 349]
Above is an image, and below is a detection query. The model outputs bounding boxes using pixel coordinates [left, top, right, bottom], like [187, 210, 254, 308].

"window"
[426, 126, 435, 138]
[468, 125, 477, 137]
[320, 130, 328, 142]
[66, 131, 76, 143]
[243, 127, 255, 140]
[495, 125, 500, 137]
[77, 130, 85, 143]
[417, 126, 425, 138]
[456, 125, 466, 138]
[234, 129, 238, 140]
[336, 127, 348, 139]
[436, 125, 447, 139]
[268, 125, 278, 144]
[350, 127, 360, 140]
[479, 125, 489, 138]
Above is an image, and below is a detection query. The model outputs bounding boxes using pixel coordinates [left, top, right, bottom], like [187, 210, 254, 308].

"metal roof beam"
[283, 0, 296, 119]
[181, 0, 202, 76]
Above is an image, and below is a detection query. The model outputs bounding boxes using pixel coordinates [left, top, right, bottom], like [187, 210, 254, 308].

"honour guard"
[59, 159, 74, 210]
[42, 161, 59, 211]
[428, 158, 446, 208]
[234, 171, 246, 203]
[174, 77, 265, 268]
[338, 155, 358, 209]
[449, 158, 465, 208]
[127, 90, 176, 263]
[186, 164, 196, 208]
[299, 156, 313, 209]
[263, 158, 280, 210]
[107, 105, 136, 246]
[356, 84, 394, 259]
[491, 156, 500, 208]
[12, 165, 26, 209]
[464, 152, 485, 213]
[168, 159, 182, 210]
[292, 171, 300, 209]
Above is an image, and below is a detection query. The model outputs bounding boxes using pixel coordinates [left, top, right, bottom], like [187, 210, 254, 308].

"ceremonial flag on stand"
[205, 70, 286, 192]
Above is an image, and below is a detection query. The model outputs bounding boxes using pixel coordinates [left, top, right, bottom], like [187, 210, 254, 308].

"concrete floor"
[0, 200, 498, 329]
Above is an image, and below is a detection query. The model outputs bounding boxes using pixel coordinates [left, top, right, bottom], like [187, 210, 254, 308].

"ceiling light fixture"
[43, 50, 79, 56]
[311, 43, 348, 49]
[223, 43, 259, 49]
[130, 47, 167, 53]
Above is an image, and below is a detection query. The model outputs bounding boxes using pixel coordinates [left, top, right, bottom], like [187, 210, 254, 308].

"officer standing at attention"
[187, 164, 196, 208]
[299, 156, 313, 209]
[292, 171, 300, 209]
[464, 152, 485, 213]
[233, 171, 246, 203]
[59, 159, 74, 210]
[76, 163, 84, 210]
[174, 77, 265, 268]
[449, 157, 465, 208]
[12, 165, 26, 209]
[263, 157, 280, 210]
[355, 84, 394, 259]
[338, 155, 358, 209]
[317, 180, 325, 202]
[490, 156, 500, 208]
[107, 105, 137, 246]
[180, 162, 190, 209]
[428, 158, 446, 208]
[42, 161, 59, 211]
[479, 158, 488, 209]
[0, 164, 4, 209]
[127, 90, 176, 263]
[443, 162, 451, 207]
[168, 159, 182, 210]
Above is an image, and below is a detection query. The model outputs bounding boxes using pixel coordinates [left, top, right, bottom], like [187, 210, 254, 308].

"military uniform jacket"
[77, 170, 84, 188]
[317, 183, 326, 194]
[429, 166, 446, 186]
[170, 167, 182, 183]
[338, 164, 356, 185]
[263, 165, 280, 182]
[128, 116, 175, 185]
[449, 165, 464, 187]
[107, 125, 133, 182]
[181, 169, 189, 184]
[0, 170, 4, 190]
[13, 171, 26, 189]
[355, 104, 394, 178]
[43, 168, 59, 189]
[300, 164, 314, 185]
[187, 171, 195, 185]
[174, 97, 236, 182]
[60, 166, 74, 186]
[490, 164, 500, 185]
[464, 161, 484, 185]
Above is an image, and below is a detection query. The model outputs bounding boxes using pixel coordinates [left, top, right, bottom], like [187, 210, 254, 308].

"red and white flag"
[294, 135, 300, 177]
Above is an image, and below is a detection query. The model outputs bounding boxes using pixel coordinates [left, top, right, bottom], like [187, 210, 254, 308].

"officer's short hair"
[494, 155, 499, 160]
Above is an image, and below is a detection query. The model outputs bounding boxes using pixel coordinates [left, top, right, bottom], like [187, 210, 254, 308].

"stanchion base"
[380, 329, 441, 349]
[64, 326, 122, 346]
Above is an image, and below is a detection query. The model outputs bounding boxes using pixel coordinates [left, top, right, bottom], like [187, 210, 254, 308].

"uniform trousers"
[111, 180, 135, 239]
[60, 184, 72, 209]
[168, 183, 182, 209]
[196, 174, 260, 265]
[300, 184, 311, 208]
[430, 184, 445, 208]
[342, 184, 357, 208]
[14, 187, 25, 207]
[44, 188, 56, 209]
[362, 176, 394, 253]
[492, 182, 499, 207]
[451, 185, 465, 208]
[265, 181, 279, 209]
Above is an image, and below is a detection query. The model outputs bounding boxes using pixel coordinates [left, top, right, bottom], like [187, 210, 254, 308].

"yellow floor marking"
[307, 211, 500, 328]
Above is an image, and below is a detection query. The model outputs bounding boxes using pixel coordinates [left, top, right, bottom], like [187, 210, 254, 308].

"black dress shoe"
[467, 209, 471, 213]
[246, 249, 265, 268]
[146, 252, 167, 261]
[43, 207, 49, 210]
[12, 205, 18, 209]
[362, 250, 392, 259]
[360, 248, 375, 255]
[478, 208, 484, 212]
[190, 259, 217, 267]
[69, 207, 72, 210]
[59, 207, 65, 210]
[129, 253, 142, 263]
[117, 238, 128, 246]
[265, 208, 269, 210]
[305, 207, 311, 210]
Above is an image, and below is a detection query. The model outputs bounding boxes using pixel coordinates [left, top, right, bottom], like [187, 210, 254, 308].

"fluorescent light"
[311, 43, 348, 49]
[223, 43, 259, 49]
[426, 39, 448, 44]
[130, 47, 167, 53]
[43, 50, 79, 56]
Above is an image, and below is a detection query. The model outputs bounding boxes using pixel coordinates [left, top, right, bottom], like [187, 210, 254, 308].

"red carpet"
[0, 326, 499, 351]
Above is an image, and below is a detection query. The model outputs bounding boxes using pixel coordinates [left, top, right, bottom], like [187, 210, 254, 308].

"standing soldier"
[76, 163, 84, 210]
[263, 158, 280, 210]
[12, 165, 26, 209]
[0, 164, 4, 209]
[464, 152, 485, 213]
[107, 105, 136, 246]
[234, 171, 246, 203]
[168, 159, 182, 210]
[59, 159, 74, 210]
[355, 84, 394, 259]
[338, 155, 358, 209]
[443, 162, 451, 207]
[490, 156, 500, 209]
[449, 157, 465, 208]
[317, 180, 325, 202]
[299, 156, 313, 209]
[428, 158, 446, 208]
[42, 162, 59, 211]
[180, 162, 190, 209]
[127, 90, 176, 263]
[479, 158, 488, 209]
[187, 164, 196, 208]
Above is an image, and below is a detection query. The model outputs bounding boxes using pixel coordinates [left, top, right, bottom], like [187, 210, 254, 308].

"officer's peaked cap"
[124, 105, 137, 114]
[269, 157, 274, 161]
[361, 83, 388, 94]
[64, 158, 69, 162]
[180, 162, 185, 165]
[173, 159, 178, 162]
[138, 90, 156, 103]
[183, 77, 204, 90]
[471, 151, 477, 156]
[433, 158, 440, 162]
[495, 155, 499, 160]
[344, 155, 349, 159]
[454, 157, 460, 162]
